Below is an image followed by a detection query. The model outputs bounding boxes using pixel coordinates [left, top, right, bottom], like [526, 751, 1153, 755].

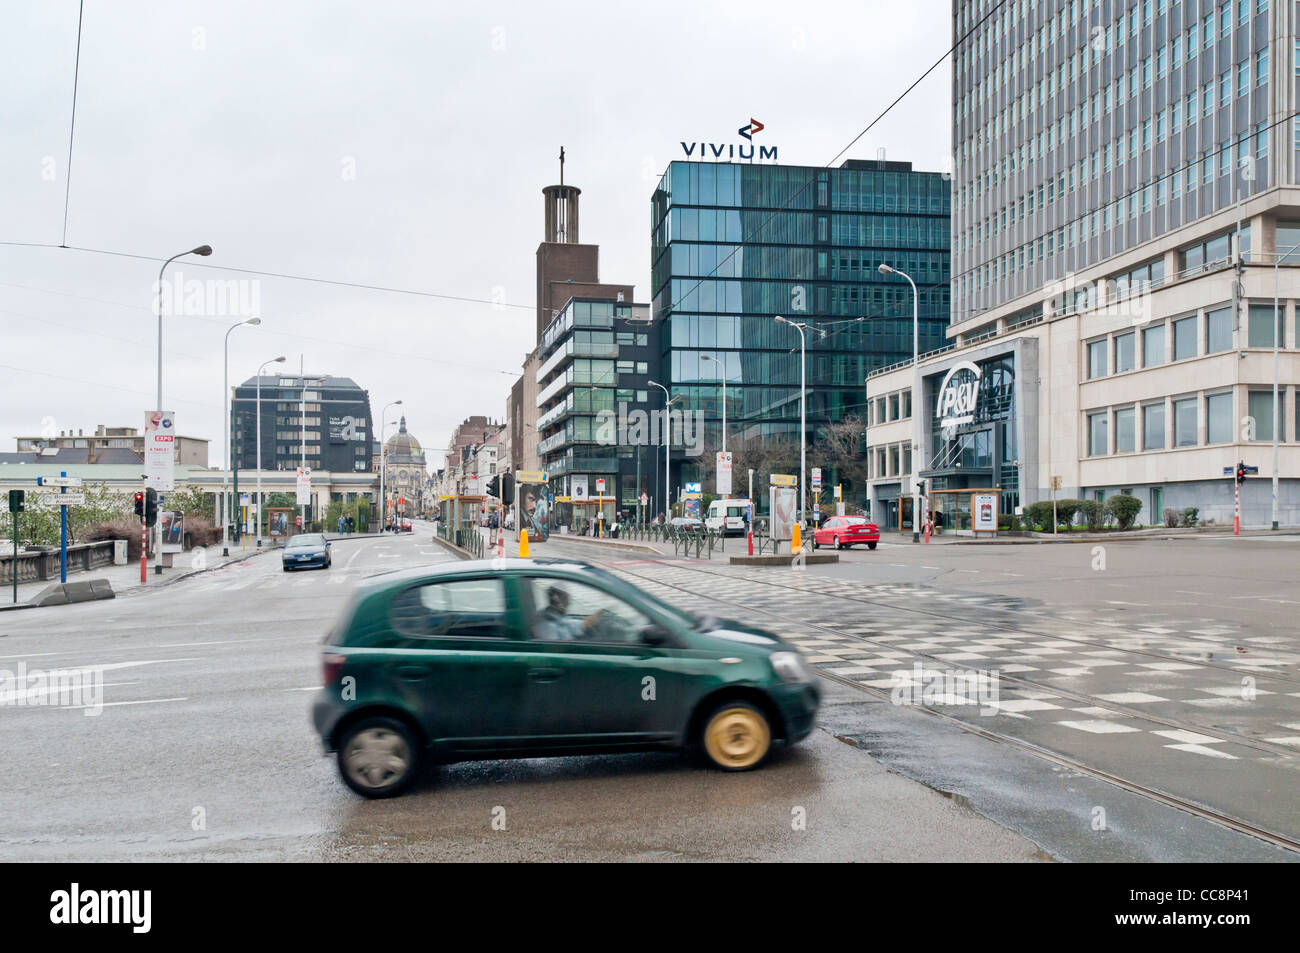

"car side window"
[390, 578, 507, 639]
[527, 579, 654, 645]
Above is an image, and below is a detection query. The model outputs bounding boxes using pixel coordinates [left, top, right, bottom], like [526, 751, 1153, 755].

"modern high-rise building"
[535, 296, 659, 523]
[651, 158, 951, 494]
[231, 374, 373, 474]
[865, 0, 1300, 532]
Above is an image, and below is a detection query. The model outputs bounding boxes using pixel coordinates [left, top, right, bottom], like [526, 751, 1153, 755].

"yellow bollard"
[791, 523, 802, 554]
[519, 529, 530, 558]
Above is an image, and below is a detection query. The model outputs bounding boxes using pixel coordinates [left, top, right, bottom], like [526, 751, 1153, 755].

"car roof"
[354, 556, 609, 592]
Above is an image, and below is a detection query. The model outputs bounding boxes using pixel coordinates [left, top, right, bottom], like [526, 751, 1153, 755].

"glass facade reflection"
[651, 159, 951, 482]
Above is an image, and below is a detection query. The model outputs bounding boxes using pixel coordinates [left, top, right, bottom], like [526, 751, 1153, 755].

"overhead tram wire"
[60, 1, 84, 248]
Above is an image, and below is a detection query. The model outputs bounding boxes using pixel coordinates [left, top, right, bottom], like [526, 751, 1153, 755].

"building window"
[1115, 407, 1137, 453]
[1248, 304, 1283, 347]
[1088, 412, 1109, 456]
[1143, 324, 1166, 366]
[1206, 306, 1233, 353]
[1088, 339, 1108, 378]
[1114, 332, 1136, 373]
[1173, 316, 1198, 360]
[1174, 397, 1198, 446]
[1206, 392, 1233, 443]
[1143, 402, 1166, 450]
[1248, 391, 1278, 441]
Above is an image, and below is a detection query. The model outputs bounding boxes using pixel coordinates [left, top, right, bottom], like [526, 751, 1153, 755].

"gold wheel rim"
[704, 707, 770, 769]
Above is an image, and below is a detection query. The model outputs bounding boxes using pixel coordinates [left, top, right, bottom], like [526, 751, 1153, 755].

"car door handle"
[528, 667, 563, 683]
[397, 665, 430, 681]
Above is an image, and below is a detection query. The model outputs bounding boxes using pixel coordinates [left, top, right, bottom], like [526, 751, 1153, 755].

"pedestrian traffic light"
[134, 491, 145, 518]
[8, 489, 24, 513]
[144, 488, 159, 526]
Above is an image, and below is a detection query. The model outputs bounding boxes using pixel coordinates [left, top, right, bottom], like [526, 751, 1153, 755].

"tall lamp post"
[879, 263, 921, 542]
[648, 381, 674, 520]
[222, 316, 260, 555]
[701, 353, 727, 454]
[774, 316, 808, 527]
[379, 401, 403, 531]
[1268, 240, 1300, 530]
[153, 243, 212, 574]
[254, 356, 286, 548]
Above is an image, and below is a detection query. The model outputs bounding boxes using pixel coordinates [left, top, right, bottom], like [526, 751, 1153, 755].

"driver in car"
[533, 586, 582, 641]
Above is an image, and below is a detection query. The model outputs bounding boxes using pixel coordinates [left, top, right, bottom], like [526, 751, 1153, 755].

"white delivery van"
[705, 498, 752, 536]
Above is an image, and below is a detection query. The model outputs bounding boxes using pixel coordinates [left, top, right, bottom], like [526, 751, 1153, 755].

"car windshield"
[288, 534, 325, 548]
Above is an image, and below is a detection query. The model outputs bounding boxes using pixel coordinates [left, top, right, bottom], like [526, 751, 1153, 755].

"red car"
[398, 518, 413, 532]
[813, 516, 879, 550]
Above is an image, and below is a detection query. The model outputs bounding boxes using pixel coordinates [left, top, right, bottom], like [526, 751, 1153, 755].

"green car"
[312, 558, 820, 798]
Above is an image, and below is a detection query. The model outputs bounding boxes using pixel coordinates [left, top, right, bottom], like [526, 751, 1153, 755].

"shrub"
[1054, 498, 1084, 528]
[82, 520, 144, 560]
[1105, 494, 1143, 530]
[1163, 507, 1179, 528]
[1022, 501, 1055, 531]
[1077, 499, 1106, 531]
[1180, 507, 1199, 527]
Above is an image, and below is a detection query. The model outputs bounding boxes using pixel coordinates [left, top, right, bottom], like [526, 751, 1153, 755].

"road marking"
[377, 554, 399, 559]
[58, 697, 188, 711]
[283, 686, 319, 692]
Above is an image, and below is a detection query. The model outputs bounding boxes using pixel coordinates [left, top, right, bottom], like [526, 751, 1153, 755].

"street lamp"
[700, 353, 727, 454]
[1268, 240, 1300, 530]
[153, 243, 212, 574]
[379, 401, 403, 531]
[255, 356, 286, 548]
[879, 262, 921, 543]
[774, 316, 808, 528]
[648, 380, 674, 520]
[222, 316, 260, 556]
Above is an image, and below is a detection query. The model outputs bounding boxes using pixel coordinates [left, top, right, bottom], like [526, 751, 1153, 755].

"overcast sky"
[1, 0, 950, 471]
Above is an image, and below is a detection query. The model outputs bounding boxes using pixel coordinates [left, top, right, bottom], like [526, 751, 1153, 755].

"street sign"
[1050, 475, 1062, 491]
[716, 452, 733, 497]
[516, 471, 548, 484]
[296, 466, 312, 505]
[596, 478, 606, 494]
[811, 467, 822, 492]
[639, 492, 648, 506]
[36, 476, 82, 488]
[40, 492, 86, 506]
[770, 474, 797, 487]
[685, 482, 701, 494]
[1225, 465, 1260, 475]
[144, 411, 176, 491]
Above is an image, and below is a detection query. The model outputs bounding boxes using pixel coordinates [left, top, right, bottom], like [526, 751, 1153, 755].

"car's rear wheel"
[338, 716, 418, 798]
[811, 536, 820, 550]
[834, 535, 843, 550]
[701, 702, 772, 771]
[867, 541, 878, 550]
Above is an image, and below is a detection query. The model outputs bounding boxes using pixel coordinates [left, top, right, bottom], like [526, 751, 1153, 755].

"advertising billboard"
[144, 411, 176, 491]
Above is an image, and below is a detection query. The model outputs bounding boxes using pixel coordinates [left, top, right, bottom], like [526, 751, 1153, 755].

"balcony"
[537, 373, 569, 408]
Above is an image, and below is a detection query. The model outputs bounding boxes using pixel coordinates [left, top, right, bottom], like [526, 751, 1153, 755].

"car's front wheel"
[337, 716, 419, 798]
[834, 535, 843, 550]
[811, 536, 820, 550]
[701, 702, 772, 771]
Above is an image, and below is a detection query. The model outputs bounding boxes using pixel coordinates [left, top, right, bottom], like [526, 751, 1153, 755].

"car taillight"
[322, 653, 346, 685]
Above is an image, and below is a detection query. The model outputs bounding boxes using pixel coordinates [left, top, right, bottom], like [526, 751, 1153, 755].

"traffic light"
[917, 479, 927, 497]
[134, 491, 144, 518]
[500, 472, 515, 506]
[144, 488, 159, 527]
[486, 474, 500, 498]
[8, 489, 24, 513]
[1236, 461, 1248, 485]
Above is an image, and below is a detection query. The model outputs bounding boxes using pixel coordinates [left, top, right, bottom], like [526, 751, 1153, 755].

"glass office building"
[650, 158, 951, 489]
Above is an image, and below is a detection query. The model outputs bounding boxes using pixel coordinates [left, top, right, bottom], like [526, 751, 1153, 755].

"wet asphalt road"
[0, 525, 1046, 862]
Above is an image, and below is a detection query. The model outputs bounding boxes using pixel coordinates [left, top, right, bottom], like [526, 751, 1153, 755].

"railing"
[435, 521, 485, 559]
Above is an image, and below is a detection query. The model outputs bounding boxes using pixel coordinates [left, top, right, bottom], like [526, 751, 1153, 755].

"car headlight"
[770, 651, 811, 683]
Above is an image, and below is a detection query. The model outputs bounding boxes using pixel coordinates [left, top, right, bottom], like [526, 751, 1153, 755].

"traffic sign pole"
[1234, 480, 1241, 536]
[59, 472, 68, 583]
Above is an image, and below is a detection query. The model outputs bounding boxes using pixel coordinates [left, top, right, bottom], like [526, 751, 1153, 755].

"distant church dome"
[384, 416, 424, 462]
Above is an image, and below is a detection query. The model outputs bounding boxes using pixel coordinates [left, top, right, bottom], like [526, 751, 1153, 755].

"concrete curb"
[729, 553, 839, 566]
[547, 535, 666, 556]
[429, 535, 475, 561]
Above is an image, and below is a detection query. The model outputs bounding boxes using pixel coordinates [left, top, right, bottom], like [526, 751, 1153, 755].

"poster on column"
[716, 451, 733, 497]
[144, 411, 176, 491]
[296, 467, 312, 506]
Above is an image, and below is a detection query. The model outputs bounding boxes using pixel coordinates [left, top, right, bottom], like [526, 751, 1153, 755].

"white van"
[705, 498, 752, 536]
